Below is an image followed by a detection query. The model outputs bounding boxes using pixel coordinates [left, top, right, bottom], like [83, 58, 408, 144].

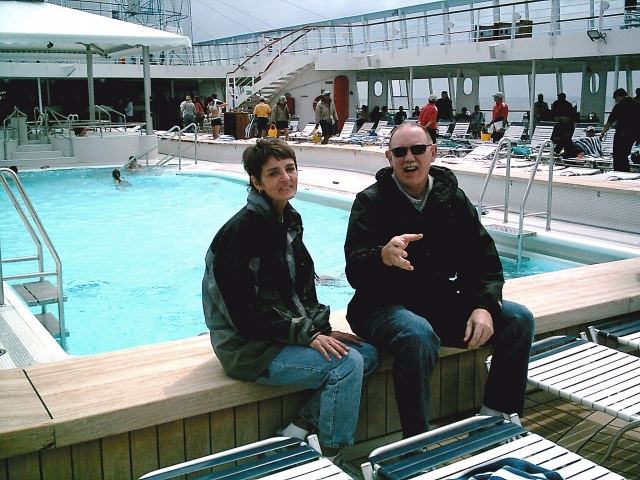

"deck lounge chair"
[601, 128, 615, 155]
[502, 122, 526, 143]
[528, 123, 556, 150]
[355, 121, 375, 136]
[460, 143, 497, 165]
[588, 317, 640, 350]
[139, 436, 351, 480]
[437, 121, 452, 138]
[360, 415, 623, 480]
[493, 335, 640, 465]
[450, 121, 470, 139]
[289, 115, 300, 133]
[289, 122, 317, 141]
[329, 117, 358, 143]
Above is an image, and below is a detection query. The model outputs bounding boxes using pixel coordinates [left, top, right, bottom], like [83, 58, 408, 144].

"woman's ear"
[250, 175, 261, 191]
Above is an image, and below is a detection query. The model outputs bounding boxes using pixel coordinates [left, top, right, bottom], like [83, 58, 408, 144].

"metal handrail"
[0, 167, 66, 350]
[124, 124, 199, 171]
[477, 138, 555, 263]
[3, 107, 26, 161]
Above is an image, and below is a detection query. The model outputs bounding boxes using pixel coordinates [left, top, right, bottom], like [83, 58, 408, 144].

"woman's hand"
[310, 334, 351, 362]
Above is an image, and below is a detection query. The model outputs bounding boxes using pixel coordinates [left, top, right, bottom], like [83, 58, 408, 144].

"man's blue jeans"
[255, 342, 379, 449]
[183, 114, 195, 133]
[350, 300, 534, 438]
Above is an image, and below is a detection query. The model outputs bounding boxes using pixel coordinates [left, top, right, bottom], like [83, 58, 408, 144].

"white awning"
[0, 1, 191, 59]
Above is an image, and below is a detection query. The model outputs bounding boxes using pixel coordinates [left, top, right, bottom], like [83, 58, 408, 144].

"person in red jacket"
[418, 94, 438, 143]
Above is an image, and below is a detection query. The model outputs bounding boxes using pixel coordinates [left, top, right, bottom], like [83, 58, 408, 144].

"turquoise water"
[1, 168, 573, 355]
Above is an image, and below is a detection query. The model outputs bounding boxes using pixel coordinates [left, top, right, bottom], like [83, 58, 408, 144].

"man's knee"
[500, 301, 535, 342]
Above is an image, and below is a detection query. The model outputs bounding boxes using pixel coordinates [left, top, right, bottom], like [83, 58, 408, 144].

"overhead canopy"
[0, 0, 191, 59]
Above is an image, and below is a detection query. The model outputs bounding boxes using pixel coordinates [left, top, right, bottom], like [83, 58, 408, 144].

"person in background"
[435, 91, 453, 121]
[555, 127, 602, 159]
[455, 106, 470, 120]
[533, 94, 550, 124]
[634, 87, 640, 104]
[357, 105, 370, 127]
[253, 97, 272, 138]
[315, 90, 339, 145]
[600, 88, 640, 172]
[194, 96, 205, 132]
[394, 106, 407, 125]
[208, 94, 226, 140]
[550, 92, 576, 139]
[180, 95, 196, 133]
[381, 106, 394, 126]
[469, 105, 486, 138]
[112, 169, 122, 183]
[418, 94, 438, 143]
[9, 165, 18, 174]
[412, 106, 421, 118]
[487, 92, 508, 141]
[202, 138, 379, 476]
[344, 122, 534, 439]
[270, 95, 291, 141]
[124, 98, 134, 122]
[369, 106, 382, 127]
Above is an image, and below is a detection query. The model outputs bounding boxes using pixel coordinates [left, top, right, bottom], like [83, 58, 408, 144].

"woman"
[270, 95, 291, 140]
[314, 90, 339, 144]
[208, 94, 226, 140]
[202, 138, 379, 471]
[194, 96, 205, 132]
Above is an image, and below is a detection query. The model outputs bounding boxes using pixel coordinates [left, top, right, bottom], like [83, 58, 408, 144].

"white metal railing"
[125, 124, 199, 171]
[0, 167, 67, 350]
[477, 137, 555, 263]
[0, 0, 631, 68]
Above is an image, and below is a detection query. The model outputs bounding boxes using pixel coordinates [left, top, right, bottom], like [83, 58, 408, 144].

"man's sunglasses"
[390, 144, 430, 157]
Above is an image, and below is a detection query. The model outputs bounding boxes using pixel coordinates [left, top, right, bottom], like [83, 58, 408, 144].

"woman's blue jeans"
[351, 300, 534, 438]
[255, 342, 379, 449]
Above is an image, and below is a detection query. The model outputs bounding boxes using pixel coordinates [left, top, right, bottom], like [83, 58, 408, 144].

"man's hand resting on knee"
[464, 308, 494, 349]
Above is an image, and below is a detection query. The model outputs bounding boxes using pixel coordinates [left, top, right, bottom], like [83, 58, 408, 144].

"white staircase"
[4, 141, 78, 168]
[228, 55, 314, 109]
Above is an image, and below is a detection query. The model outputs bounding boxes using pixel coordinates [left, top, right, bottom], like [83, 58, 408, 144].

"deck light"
[587, 29, 606, 42]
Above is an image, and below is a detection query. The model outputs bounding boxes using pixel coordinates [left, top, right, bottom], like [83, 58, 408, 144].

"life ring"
[312, 95, 324, 111]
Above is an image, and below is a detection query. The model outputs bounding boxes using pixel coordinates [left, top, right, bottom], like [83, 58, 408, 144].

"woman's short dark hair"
[242, 138, 297, 188]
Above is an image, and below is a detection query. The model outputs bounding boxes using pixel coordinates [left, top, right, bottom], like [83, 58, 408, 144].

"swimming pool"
[1, 168, 577, 355]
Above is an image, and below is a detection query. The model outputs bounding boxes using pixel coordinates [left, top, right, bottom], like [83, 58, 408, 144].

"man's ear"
[385, 150, 393, 165]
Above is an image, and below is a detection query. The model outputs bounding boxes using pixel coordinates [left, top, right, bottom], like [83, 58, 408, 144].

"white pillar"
[37, 77, 43, 115]
[86, 46, 95, 123]
[613, 56, 620, 90]
[408, 67, 414, 113]
[529, 60, 536, 133]
[143, 46, 153, 134]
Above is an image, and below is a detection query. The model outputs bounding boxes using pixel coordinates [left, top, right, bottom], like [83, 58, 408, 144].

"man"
[394, 106, 407, 126]
[270, 95, 291, 141]
[418, 94, 438, 143]
[555, 126, 603, 159]
[180, 95, 196, 133]
[315, 90, 339, 145]
[344, 122, 534, 438]
[600, 88, 640, 172]
[253, 97, 272, 138]
[455, 106, 470, 120]
[635, 87, 640, 104]
[435, 91, 453, 121]
[487, 92, 508, 141]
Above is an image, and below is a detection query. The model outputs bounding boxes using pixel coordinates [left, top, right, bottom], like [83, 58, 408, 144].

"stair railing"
[477, 138, 555, 263]
[3, 107, 26, 162]
[0, 167, 66, 350]
[226, 26, 313, 109]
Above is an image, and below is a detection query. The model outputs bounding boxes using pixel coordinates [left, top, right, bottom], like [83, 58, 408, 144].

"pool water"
[1, 168, 575, 355]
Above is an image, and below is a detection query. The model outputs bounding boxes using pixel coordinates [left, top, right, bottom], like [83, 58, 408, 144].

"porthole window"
[590, 72, 599, 94]
[463, 77, 473, 95]
[374, 81, 383, 97]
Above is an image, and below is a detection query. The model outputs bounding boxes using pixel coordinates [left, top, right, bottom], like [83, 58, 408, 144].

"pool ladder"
[477, 138, 555, 264]
[0, 168, 68, 350]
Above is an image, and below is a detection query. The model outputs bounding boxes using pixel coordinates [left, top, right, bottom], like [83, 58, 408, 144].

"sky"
[190, 0, 435, 42]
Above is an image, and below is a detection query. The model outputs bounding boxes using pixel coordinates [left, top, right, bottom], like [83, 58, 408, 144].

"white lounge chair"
[528, 124, 556, 150]
[588, 317, 640, 350]
[502, 123, 526, 143]
[498, 335, 640, 465]
[601, 128, 615, 156]
[360, 415, 624, 480]
[355, 121, 375, 136]
[330, 117, 358, 143]
[461, 143, 498, 165]
[450, 121, 470, 139]
[289, 122, 317, 141]
[139, 436, 351, 480]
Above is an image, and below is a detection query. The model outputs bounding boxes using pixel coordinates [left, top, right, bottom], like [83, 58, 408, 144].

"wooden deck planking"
[0, 369, 53, 458]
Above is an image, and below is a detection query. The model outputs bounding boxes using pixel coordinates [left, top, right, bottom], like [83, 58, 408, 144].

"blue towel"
[453, 458, 563, 480]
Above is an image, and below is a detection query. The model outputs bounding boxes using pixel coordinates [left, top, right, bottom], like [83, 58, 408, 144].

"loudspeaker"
[489, 44, 504, 60]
